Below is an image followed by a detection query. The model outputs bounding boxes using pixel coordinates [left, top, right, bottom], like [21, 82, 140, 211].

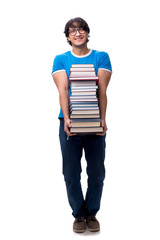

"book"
[71, 91, 97, 96]
[70, 114, 100, 119]
[70, 95, 97, 99]
[70, 103, 98, 107]
[70, 72, 96, 77]
[69, 76, 99, 84]
[70, 127, 103, 134]
[70, 67, 95, 72]
[71, 109, 100, 115]
[71, 85, 98, 89]
[71, 64, 94, 68]
[71, 81, 96, 86]
[70, 106, 99, 110]
[71, 119, 101, 127]
[70, 99, 98, 103]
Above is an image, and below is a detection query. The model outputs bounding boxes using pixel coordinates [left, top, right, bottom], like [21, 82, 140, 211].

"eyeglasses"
[69, 28, 85, 36]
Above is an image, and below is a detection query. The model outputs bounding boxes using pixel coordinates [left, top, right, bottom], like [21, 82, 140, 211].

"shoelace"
[76, 218, 85, 222]
[88, 217, 97, 222]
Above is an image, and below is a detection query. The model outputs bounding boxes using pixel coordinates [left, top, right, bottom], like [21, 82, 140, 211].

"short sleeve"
[98, 52, 112, 73]
[51, 55, 66, 75]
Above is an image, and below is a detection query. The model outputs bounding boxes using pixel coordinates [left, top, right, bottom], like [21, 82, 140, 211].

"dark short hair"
[64, 17, 90, 46]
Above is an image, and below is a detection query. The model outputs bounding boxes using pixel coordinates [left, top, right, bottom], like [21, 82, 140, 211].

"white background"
[0, 0, 160, 239]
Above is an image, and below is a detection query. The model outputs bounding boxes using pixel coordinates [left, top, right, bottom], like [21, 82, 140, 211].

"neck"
[72, 44, 90, 56]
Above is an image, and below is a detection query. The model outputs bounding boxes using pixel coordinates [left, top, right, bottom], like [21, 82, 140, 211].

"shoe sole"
[88, 227, 100, 232]
[73, 228, 86, 233]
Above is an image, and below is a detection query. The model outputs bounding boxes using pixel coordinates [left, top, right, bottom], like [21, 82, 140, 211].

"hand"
[96, 119, 108, 136]
[64, 118, 76, 137]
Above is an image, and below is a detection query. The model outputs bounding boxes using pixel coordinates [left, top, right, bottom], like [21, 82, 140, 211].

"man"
[52, 17, 112, 233]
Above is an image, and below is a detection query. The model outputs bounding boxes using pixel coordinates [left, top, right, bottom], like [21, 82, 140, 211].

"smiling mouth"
[75, 38, 83, 40]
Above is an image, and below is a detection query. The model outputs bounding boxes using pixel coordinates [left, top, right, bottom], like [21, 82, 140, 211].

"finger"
[64, 126, 70, 135]
[96, 132, 105, 136]
[96, 128, 107, 136]
[64, 127, 77, 136]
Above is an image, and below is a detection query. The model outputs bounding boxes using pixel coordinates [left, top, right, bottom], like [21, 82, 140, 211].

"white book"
[71, 107, 99, 110]
[70, 99, 98, 102]
[71, 89, 97, 92]
[70, 95, 97, 99]
[70, 72, 96, 77]
[70, 67, 95, 72]
[69, 76, 98, 80]
[70, 104, 98, 107]
[71, 64, 94, 68]
[71, 86, 98, 90]
[71, 81, 96, 86]
[71, 92, 96, 96]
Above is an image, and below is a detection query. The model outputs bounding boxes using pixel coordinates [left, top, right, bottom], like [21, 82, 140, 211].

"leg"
[83, 134, 106, 216]
[59, 119, 86, 218]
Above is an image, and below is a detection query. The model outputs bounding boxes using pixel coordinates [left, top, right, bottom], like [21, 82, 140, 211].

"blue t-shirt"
[52, 49, 112, 118]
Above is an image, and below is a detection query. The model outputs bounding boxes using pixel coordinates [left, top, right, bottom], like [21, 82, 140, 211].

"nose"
[75, 30, 81, 36]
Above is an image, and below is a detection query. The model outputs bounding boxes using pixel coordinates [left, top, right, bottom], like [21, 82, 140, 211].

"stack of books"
[69, 64, 103, 134]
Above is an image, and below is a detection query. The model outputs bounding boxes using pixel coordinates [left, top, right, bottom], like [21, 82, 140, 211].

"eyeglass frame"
[68, 28, 86, 36]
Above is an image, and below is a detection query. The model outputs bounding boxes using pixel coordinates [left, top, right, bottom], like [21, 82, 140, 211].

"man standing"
[52, 17, 112, 233]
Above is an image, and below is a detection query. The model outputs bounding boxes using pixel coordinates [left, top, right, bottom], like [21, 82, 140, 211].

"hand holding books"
[96, 119, 107, 136]
[64, 118, 77, 137]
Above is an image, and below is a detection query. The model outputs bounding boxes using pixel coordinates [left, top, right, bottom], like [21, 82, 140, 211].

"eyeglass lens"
[69, 28, 85, 35]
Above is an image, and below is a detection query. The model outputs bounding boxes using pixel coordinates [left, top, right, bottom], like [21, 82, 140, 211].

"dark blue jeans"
[59, 119, 106, 218]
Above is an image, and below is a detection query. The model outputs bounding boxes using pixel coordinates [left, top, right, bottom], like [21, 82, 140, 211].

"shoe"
[86, 216, 100, 232]
[73, 217, 86, 233]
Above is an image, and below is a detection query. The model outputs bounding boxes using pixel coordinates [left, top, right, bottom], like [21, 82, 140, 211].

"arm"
[97, 70, 112, 135]
[52, 71, 75, 136]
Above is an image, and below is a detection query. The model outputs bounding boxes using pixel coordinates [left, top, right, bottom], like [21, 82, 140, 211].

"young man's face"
[67, 22, 89, 48]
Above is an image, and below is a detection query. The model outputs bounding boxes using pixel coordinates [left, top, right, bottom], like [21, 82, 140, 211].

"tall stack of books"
[69, 64, 103, 134]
